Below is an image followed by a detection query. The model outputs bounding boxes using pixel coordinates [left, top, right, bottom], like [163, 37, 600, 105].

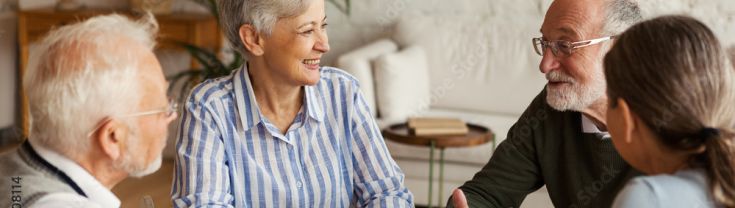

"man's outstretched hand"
[452, 188, 469, 208]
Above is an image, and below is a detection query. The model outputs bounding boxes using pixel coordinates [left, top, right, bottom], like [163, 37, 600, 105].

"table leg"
[428, 140, 435, 208]
[439, 148, 445, 207]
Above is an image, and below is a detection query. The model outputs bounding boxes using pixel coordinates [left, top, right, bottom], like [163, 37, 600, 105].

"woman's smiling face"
[260, 0, 330, 86]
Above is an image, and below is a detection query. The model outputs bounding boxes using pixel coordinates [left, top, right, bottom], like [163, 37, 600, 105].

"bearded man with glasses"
[0, 14, 176, 208]
[449, 0, 643, 207]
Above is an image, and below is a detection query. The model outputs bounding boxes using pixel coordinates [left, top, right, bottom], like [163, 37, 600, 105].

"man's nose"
[539, 48, 560, 74]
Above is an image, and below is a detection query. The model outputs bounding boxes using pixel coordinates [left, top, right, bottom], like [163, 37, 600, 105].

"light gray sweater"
[0, 142, 80, 207]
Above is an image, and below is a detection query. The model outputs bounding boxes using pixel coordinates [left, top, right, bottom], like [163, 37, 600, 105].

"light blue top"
[613, 169, 719, 208]
[171, 65, 413, 207]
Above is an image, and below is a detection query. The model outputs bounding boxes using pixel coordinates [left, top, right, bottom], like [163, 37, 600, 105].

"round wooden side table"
[382, 123, 494, 208]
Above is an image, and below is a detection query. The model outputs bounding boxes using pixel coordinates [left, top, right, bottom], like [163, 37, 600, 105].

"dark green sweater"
[450, 89, 641, 208]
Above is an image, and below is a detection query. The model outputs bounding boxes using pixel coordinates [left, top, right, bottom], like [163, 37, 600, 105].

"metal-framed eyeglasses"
[86, 97, 178, 138]
[532, 36, 615, 57]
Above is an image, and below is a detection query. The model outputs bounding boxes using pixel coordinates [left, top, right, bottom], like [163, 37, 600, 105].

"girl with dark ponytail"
[604, 15, 735, 208]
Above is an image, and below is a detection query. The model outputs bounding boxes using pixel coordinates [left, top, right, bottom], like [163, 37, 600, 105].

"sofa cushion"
[392, 14, 547, 116]
[381, 107, 522, 166]
[373, 46, 431, 121]
[336, 39, 399, 117]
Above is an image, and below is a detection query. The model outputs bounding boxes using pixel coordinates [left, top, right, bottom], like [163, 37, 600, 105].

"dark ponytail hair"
[604, 15, 735, 207]
[700, 130, 735, 206]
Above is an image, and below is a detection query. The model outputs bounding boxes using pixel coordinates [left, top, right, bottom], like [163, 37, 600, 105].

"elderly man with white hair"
[0, 14, 176, 207]
[450, 0, 645, 207]
[171, 0, 413, 207]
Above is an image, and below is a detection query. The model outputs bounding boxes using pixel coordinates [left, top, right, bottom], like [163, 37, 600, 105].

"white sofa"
[337, 13, 551, 207]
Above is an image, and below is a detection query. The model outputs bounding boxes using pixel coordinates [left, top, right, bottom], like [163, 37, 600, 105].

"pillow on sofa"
[336, 39, 399, 117]
[373, 46, 431, 121]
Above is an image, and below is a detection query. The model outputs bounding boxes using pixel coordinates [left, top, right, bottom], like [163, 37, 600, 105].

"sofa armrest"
[337, 39, 399, 117]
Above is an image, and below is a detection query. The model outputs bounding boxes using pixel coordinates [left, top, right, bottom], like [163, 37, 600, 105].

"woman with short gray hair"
[171, 0, 414, 207]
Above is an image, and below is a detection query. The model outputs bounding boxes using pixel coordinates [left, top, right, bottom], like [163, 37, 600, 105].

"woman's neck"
[647, 152, 691, 175]
[247, 61, 303, 133]
[641, 128, 692, 175]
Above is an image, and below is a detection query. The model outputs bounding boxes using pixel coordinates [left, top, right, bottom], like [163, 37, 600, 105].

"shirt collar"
[28, 139, 121, 208]
[581, 114, 611, 139]
[233, 64, 325, 132]
[304, 82, 325, 122]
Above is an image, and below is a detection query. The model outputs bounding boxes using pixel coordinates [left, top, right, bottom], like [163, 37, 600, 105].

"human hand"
[452, 188, 469, 208]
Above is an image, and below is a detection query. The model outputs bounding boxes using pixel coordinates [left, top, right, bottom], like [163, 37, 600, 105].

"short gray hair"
[218, 0, 312, 55]
[23, 14, 158, 158]
[602, 0, 643, 36]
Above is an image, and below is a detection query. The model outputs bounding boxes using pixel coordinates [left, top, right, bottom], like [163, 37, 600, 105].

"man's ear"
[93, 118, 128, 161]
[239, 24, 265, 56]
[616, 98, 636, 144]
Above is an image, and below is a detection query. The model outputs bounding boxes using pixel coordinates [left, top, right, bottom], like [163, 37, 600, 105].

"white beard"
[126, 154, 162, 178]
[545, 70, 606, 112]
[116, 137, 164, 178]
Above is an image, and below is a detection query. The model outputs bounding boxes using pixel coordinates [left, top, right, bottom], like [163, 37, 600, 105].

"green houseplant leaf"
[166, 42, 243, 101]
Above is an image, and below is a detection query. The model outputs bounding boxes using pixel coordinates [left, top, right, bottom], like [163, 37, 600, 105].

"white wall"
[323, 0, 735, 66]
[322, 0, 554, 66]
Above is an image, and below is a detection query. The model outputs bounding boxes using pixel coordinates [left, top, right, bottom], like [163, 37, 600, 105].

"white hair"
[23, 14, 158, 158]
[602, 0, 643, 36]
[218, 0, 312, 55]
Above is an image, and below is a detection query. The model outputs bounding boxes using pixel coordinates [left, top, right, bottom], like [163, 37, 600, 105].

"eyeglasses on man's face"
[86, 97, 178, 138]
[123, 97, 179, 119]
[532, 36, 615, 57]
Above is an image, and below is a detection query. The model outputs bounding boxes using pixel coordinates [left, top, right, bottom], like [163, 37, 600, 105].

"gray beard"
[127, 155, 162, 178]
[116, 150, 162, 178]
[546, 81, 605, 112]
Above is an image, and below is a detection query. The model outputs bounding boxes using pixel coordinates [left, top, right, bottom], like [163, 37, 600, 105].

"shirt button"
[296, 181, 303, 188]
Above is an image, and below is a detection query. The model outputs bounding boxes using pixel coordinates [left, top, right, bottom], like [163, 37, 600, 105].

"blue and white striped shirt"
[171, 65, 413, 207]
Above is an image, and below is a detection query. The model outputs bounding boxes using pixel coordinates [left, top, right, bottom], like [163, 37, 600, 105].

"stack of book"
[407, 117, 469, 136]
